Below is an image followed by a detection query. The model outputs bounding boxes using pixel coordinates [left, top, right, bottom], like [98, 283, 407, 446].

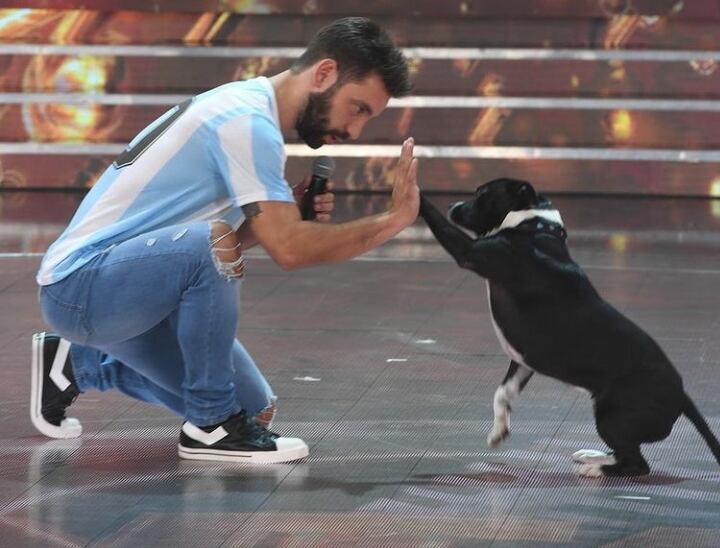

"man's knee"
[210, 221, 244, 279]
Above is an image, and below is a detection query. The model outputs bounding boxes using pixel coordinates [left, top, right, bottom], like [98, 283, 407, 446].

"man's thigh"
[42, 222, 215, 346]
[89, 223, 218, 343]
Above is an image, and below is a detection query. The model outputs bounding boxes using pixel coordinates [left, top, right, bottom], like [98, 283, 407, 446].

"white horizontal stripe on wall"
[2, 142, 720, 162]
[4, 44, 720, 62]
[6, 94, 720, 112]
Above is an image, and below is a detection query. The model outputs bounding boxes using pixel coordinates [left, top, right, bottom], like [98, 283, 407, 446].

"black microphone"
[301, 156, 335, 220]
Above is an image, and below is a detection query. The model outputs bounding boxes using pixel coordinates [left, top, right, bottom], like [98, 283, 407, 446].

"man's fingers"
[314, 201, 334, 214]
[396, 138, 415, 182]
[400, 138, 414, 163]
[312, 178, 335, 219]
[314, 193, 334, 214]
[409, 157, 418, 185]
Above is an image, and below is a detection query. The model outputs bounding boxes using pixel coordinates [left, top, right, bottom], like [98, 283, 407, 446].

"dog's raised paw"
[572, 449, 616, 465]
[575, 463, 604, 478]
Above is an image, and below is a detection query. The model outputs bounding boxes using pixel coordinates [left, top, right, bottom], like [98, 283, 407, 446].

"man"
[31, 17, 419, 463]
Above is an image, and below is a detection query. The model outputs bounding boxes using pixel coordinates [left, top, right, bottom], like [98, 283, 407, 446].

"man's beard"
[295, 84, 349, 149]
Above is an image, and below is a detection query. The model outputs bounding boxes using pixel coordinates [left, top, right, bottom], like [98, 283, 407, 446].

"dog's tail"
[682, 393, 720, 466]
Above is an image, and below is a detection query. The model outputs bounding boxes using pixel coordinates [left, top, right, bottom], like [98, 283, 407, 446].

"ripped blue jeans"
[38, 222, 274, 427]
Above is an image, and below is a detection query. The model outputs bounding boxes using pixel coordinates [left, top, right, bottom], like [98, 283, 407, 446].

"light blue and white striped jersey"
[37, 77, 294, 286]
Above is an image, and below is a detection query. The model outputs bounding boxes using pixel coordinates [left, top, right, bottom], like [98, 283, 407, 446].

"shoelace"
[43, 390, 79, 425]
[229, 412, 277, 444]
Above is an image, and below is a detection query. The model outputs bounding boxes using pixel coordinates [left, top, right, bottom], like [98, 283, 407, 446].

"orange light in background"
[232, 57, 273, 81]
[25, 102, 106, 142]
[608, 109, 633, 142]
[406, 58, 423, 79]
[396, 107, 413, 137]
[710, 178, 720, 196]
[0, 8, 66, 41]
[608, 59, 626, 82]
[469, 74, 509, 146]
[453, 59, 480, 78]
[604, 15, 642, 49]
[476, 74, 503, 97]
[0, 8, 32, 31]
[55, 56, 110, 92]
[451, 160, 473, 181]
[23, 55, 119, 142]
[218, 0, 272, 13]
[609, 233, 629, 253]
[690, 59, 718, 76]
[709, 177, 720, 218]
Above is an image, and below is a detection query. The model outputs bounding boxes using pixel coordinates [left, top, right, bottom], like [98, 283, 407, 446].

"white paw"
[487, 424, 509, 448]
[575, 463, 603, 478]
[572, 449, 616, 465]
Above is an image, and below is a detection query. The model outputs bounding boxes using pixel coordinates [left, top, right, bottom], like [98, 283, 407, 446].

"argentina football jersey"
[37, 77, 295, 286]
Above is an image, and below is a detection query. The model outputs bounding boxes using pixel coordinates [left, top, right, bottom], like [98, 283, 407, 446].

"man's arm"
[243, 139, 419, 270]
[235, 221, 259, 250]
[236, 180, 336, 250]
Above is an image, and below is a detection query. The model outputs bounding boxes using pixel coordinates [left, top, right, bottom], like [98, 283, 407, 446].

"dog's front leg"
[488, 361, 534, 448]
[419, 194, 475, 268]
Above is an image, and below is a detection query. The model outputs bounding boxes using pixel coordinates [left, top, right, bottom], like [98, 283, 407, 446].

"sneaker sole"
[177, 442, 309, 464]
[30, 332, 82, 439]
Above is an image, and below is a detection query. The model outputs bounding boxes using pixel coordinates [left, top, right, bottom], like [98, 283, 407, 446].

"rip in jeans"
[209, 222, 245, 280]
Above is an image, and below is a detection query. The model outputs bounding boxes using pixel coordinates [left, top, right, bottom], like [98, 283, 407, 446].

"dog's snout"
[448, 202, 463, 221]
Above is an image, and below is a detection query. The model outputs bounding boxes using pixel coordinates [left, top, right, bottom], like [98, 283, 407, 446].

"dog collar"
[484, 208, 564, 238]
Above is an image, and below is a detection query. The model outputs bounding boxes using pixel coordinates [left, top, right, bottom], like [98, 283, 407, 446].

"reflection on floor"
[0, 193, 719, 546]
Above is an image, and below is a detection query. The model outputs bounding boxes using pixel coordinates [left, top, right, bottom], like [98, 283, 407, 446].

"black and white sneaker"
[30, 332, 82, 439]
[178, 410, 308, 464]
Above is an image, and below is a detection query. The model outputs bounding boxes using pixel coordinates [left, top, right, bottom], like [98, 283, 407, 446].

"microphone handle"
[301, 174, 328, 220]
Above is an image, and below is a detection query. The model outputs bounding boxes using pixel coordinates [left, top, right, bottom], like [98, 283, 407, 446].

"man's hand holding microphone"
[295, 156, 336, 222]
[296, 137, 418, 227]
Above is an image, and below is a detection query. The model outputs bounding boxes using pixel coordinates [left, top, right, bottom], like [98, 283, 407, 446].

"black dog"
[420, 178, 720, 477]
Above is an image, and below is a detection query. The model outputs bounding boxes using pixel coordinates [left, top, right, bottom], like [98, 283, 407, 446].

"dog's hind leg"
[575, 397, 652, 477]
[488, 361, 534, 448]
[601, 447, 649, 477]
[576, 445, 649, 478]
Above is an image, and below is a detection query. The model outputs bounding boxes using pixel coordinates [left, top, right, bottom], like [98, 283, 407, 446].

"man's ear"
[311, 58, 339, 92]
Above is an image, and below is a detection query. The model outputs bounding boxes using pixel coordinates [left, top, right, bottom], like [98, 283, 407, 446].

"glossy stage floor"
[1, 193, 719, 547]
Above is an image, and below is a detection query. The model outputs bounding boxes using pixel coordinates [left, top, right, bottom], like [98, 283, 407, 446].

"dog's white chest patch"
[486, 282, 528, 367]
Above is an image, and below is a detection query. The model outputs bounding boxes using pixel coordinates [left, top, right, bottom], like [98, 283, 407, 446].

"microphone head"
[312, 156, 335, 179]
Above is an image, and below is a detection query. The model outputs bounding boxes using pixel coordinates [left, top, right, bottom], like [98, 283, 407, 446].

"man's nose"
[346, 119, 366, 141]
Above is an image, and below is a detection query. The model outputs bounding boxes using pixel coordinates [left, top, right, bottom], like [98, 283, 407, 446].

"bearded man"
[31, 17, 419, 463]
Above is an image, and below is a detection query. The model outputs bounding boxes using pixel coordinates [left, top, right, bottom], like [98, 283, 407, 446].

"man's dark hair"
[291, 17, 412, 97]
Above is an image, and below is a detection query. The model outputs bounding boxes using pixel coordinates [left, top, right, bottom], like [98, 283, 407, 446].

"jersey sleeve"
[214, 113, 295, 207]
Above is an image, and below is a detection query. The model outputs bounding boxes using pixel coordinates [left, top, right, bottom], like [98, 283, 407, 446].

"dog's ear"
[516, 182, 538, 207]
[537, 193, 552, 206]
